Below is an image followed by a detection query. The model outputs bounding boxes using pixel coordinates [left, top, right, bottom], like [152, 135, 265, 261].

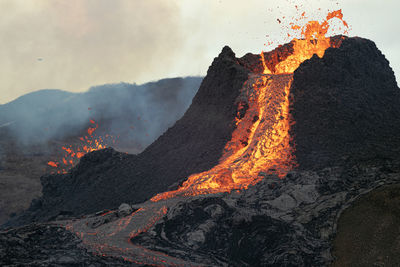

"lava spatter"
[47, 119, 116, 173]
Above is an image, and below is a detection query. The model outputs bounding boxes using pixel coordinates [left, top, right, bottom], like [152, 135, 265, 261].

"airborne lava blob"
[152, 9, 349, 201]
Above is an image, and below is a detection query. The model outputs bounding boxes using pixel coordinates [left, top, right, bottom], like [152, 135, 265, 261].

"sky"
[0, 0, 398, 104]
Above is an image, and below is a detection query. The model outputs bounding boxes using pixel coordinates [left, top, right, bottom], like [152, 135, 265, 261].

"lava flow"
[64, 8, 351, 266]
[47, 119, 116, 174]
[151, 9, 349, 201]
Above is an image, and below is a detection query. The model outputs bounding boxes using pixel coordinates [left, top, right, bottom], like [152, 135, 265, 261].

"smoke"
[0, 0, 189, 104]
[0, 77, 203, 153]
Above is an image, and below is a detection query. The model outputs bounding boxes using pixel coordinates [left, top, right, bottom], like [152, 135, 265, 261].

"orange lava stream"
[152, 74, 295, 201]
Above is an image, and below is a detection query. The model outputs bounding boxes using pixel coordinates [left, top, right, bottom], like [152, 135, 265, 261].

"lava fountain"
[151, 9, 349, 201]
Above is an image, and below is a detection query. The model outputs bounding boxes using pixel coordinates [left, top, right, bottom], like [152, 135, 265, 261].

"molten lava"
[47, 119, 116, 173]
[265, 9, 348, 74]
[151, 9, 349, 202]
[152, 74, 295, 201]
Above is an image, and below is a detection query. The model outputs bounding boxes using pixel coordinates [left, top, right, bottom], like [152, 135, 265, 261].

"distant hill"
[0, 77, 203, 152]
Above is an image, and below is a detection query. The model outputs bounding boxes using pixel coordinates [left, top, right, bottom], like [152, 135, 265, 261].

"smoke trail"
[0, 77, 202, 153]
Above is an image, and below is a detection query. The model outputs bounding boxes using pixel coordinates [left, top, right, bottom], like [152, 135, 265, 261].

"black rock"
[0, 224, 139, 266]
[290, 37, 400, 170]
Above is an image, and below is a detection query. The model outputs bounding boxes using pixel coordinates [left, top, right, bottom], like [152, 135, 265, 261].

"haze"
[0, 0, 398, 104]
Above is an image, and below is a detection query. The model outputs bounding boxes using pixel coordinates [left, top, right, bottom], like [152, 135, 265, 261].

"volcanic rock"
[332, 183, 400, 266]
[118, 203, 132, 217]
[0, 224, 140, 266]
[126, 161, 400, 266]
[3, 160, 398, 266]
[290, 37, 400, 169]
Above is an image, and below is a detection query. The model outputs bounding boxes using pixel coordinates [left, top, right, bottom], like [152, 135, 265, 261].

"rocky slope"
[332, 183, 400, 266]
[0, 224, 139, 266]
[291, 37, 400, 170]
[2, 160, 399, 266]
[127, 160, 400, 266]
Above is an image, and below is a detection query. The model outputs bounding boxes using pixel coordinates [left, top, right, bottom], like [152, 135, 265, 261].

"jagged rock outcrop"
[128, 160, 400, 266]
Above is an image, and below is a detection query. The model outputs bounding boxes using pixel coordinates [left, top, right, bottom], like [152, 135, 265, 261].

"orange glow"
[151, 9, 348, 202]
[47, 161, 58, 168]
[152, 74, 295, 201]
[47, 119, 116, 173]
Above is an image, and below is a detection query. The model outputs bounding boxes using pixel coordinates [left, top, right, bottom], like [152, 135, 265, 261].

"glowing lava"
[47, 119, 116, 174]
[264, 9, 348, 74]
[152, 74, 295, 201]
[151, 9, 349, 201]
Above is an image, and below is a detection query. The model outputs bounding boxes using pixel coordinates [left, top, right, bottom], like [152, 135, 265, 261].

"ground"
[332, 184, 400, 266]
[0, 134, 87, 225]
[0, 143, 45, 225]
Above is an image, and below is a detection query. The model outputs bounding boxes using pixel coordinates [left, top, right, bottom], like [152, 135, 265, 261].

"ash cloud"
[0, 77, 203, 153]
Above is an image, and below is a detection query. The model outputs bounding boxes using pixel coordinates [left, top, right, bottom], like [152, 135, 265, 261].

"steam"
[0, 77, 202, 153]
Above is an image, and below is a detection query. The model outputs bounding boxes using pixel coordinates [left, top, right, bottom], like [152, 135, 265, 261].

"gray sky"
[0, 0, 398, 104]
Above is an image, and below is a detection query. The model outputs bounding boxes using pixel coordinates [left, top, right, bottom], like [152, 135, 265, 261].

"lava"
[267, 9, 348, 74]
[47, 119, 116, 174]
[65, 8, 351, 266]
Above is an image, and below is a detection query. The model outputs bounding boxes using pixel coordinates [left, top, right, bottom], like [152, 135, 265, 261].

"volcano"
[2, 10, 400, 267]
